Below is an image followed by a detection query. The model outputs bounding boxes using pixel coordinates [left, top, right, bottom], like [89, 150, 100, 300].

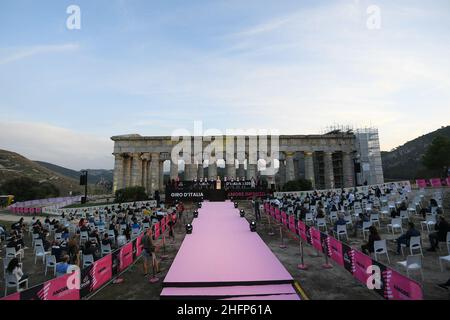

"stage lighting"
[197, 202, 202, 208]
[186, 224, 193, 234]
[240, 209, 245, 217]
[250, 221, 257, 232]
[193, 210, 199, 218]
[234, 202, 238, 208]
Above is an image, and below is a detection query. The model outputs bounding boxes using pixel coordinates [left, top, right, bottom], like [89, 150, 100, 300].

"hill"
[34, 161, 113, 186]
[381, 126, 450, 181]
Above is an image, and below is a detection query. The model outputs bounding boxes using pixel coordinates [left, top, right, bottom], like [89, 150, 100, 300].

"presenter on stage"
[216, 176, 222, 190]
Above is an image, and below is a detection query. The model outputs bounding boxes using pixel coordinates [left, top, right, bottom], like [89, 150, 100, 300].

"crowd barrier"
[1, 213, 176, 300]
[274, 180, 412, 199]
[416, 177, 450, 189]
[8, 196, 82, 216]
[264, 203, 423, 300]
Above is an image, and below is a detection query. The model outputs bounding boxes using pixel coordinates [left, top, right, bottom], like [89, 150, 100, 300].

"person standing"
[254, 197, 261, 221]
[428, 216, 450, 252]
[142, 229, 159, 276]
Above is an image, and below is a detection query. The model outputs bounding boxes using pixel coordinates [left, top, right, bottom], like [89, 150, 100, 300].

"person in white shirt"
[6, 258, 28, 287]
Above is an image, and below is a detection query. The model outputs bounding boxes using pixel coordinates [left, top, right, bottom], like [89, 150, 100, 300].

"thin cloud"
[0, 43, 79, 65]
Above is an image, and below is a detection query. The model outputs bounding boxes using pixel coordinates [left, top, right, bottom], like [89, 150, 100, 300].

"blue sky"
[1, 0, 449, 170]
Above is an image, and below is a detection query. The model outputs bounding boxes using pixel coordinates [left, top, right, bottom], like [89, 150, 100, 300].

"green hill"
[381, 126, 450, 180]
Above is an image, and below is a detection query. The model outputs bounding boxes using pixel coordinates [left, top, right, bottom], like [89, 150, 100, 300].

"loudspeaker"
[354, 163, 361, 173]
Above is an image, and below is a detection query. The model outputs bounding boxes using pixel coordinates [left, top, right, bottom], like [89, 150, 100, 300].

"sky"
[0, 0, 449, 170]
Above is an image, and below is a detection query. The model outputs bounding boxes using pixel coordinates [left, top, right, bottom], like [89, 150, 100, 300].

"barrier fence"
[416, 177, 450, 188]
[264, 203, 423, 300]
[1, 213, 177, 300]
[8, 196, 83, 216]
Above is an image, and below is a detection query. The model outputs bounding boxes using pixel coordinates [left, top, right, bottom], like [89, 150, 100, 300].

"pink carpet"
[161, 201, 298, 300]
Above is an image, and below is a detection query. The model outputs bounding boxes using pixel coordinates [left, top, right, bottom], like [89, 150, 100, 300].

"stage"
[161, 201, 299, 300]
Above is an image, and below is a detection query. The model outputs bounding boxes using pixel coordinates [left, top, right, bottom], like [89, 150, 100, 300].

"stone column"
[226, 160, 236, 179]
[159, 160, 165, 191]
[278, 160, 286, 187]
[131, 153, 143, 187]
[141, 153, 150, 192]
[149, 153, 160, 195]
[184, 162, 192, 181]
[285, 152, 296, 182]
[246, 164, 258, 180]
[342, 152, 354, 188]
[324, 152, 335, 189]
[122, 154, 132, 188]
[304, 152, 316, 189]
[113, 153, 124, 193]
[208, 160, 217, 179]
[170, 160, 178, 180]
[197, 162, 204, 179]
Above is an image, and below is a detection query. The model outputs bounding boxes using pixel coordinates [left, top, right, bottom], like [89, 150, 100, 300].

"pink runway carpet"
[161, 201, 299, 300]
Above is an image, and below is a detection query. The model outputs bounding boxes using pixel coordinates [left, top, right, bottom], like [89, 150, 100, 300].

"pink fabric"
[163, 201, 293, 286]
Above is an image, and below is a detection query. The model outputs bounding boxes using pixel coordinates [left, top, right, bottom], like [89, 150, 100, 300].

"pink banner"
[154, 222, 160, 239]
[310, 227, 322, 252]
[119, 242, 133, 272]
[416, 179, 427, 188]
[275, 208, 281, 222]
[42, 273, 80, 300]
[281, 212, 287, 226]
[1, 292, 20, 300]
[161, 218, 166, 233]
[298, 220, 307, 242]
[385, 269, 423, 300]
[136, 235, 143, 257]
[327, 236, 344, 266]
[92, 255, 112, 291]
[288, 215, 296, 234]
[352, 250, 373, 284]
[430, 178, 442, 187]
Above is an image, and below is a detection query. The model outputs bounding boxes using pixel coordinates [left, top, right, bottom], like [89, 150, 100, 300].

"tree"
[282, 179, 313, 192]
[422, 136, 450, 177]
[115, 186, 148, 203]
[0, 177, 60, 202]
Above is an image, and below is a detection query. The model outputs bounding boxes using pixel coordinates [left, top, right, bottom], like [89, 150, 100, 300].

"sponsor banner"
[327, 236, 344, 266]
[119, 242, 133, 272]
[136, 235, 143, 257]
[80, 264, 94, 298]
[154, 222, 161, 239]
[297, 220, 307, 242]
[92, 255, 112, 291]
[310, 227, 322, 252]
[227, 190, 272, 200]
[320, 232, 328, 254]
[416, 179, 427, 188]
[430, 178, 442, 187]
[111, 250, 121, 277]
[352, 250, 373, 285]
[371, 260, 389, 299]
[161, 218, 166, 234]
[1, 292, 20, 300]
[281, 212, 287, 226]
[42, 272, 80, 300]
[342, 243, 354, 274]
[166, 191, 205, 202]
[385, 268, 423, 300]
[288, 215, 296, 234]
[275, 208, 281, 222]
[19, 283, 45, 300]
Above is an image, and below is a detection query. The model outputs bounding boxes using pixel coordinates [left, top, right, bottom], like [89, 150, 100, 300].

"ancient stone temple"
[111, 131, 384, 195]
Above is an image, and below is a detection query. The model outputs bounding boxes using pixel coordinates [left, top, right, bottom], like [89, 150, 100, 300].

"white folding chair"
[54, 233, 62, 241]
[305, 213, 314, 226]
[34, 246, 50, 264]
[6, 247, 24, 261]
[361, 221, 372, 240]
[399, 210, 409, 223]
[344, 215, 353, 227]
[329, 211, 338, 223]
[82, 254, 94, 268]
[316, 218, 327, 231]
[2, 258, 11, 280]
[45, 255, 57, 276]
[370, 213, 380, 228]
[374, 239, 390, 263]
[334, 224, 348, 241]
[439, 255, 450, 272]
[79, 231, 89, 244]
[101, 244, 112, 256]
[4, 272, 28, 295]
[397, 255, 423, 281]
[420, 214, 436, 233]
[400, 236, 423, 257]
[387, 218, 403, 235]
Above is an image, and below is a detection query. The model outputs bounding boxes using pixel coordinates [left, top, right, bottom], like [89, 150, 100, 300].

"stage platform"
[161, 201, 298, 300]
